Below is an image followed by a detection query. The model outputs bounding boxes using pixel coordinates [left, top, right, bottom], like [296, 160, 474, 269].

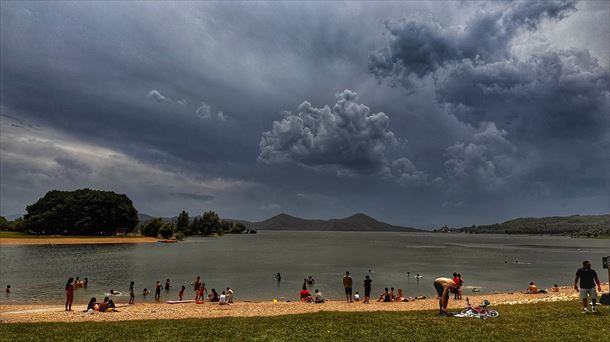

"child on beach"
[193, 276, 202, 298]
[354, 292, 360, 301]
[143, 288, 150, 296]
[65, 277, 75, 311]
[226, 287, 234, 303]
[314, 289, 325, 303]
[196, 283, 207, 303]
[219, 291, 228, 305]
[129, 281, 135, 304]
[179, 285, 185, 301]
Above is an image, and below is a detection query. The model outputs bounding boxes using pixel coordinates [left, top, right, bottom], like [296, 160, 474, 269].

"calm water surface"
[1, 232, 608, 304]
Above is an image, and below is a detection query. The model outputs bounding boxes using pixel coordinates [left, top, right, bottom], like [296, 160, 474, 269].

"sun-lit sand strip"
[2, 285, 606, 323]
[0, 236, 157, 246]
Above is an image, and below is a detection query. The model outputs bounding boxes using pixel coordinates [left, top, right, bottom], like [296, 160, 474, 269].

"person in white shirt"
[219, 291, 229, 305]
[354, 292, 360, 301]
[226, 287, 234, 303]
[314, 289, 325, 303]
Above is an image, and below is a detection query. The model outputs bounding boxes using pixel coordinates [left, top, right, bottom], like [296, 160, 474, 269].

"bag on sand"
[600, 293, 610, 305]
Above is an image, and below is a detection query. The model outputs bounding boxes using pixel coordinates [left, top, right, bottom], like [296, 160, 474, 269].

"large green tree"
[176, 210, 189, 234]
[24, 189, 138, 235]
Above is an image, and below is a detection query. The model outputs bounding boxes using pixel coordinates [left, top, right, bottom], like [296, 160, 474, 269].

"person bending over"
[433, 277, 456, 315]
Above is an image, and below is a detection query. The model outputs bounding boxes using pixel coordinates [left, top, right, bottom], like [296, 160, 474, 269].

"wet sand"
[2, 285, 606, 323]
[0, 236, 157, 246]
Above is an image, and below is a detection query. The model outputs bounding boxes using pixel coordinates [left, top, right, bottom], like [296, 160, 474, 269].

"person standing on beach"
[129, 281, 135, 304]
[574, 260, 602, 313]
[434, 277, 456, 315]
[193, 276, 202, 300]
[363, 275, 372, 303]
[84, 277, 88, 288]
[154, 281, 161, 300]
[343, 271, 353, 303]
[65, 277, 75, 311]
[165, 278, 171, 291]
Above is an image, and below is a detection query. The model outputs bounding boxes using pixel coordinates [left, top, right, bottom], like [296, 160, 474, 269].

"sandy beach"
[2, 285, 606, 323]
[0, 236, 157, 246]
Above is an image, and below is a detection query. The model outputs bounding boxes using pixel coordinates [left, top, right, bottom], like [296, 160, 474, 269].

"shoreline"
[0, 236, 157, 246]
[1, 285, 607, 323]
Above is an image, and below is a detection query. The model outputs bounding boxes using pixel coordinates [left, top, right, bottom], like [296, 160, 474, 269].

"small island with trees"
[0, 188, 252, 244]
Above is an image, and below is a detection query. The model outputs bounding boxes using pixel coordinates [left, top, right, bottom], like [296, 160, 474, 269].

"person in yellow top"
[434, 277, 456, 315]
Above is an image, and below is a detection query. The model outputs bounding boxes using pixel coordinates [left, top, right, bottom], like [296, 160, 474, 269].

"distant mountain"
[138, 213, 155, 223]
[437, 214, 609, 238]
[235, 213, 422, 232]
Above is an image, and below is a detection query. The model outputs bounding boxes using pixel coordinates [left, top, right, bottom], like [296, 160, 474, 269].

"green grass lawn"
[1, 301, 608, 341]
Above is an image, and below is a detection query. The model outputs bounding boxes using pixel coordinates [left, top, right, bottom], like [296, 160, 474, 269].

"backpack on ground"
[600, 293, 610, 305]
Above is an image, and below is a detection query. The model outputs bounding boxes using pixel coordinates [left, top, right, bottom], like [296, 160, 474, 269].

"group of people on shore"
[433, 260, 604, 316]
[298, 272, 427, 305]
[61, 260, 604, 315]
[192, 276, 234, 305]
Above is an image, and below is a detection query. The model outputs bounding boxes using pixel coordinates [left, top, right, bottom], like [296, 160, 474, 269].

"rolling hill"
[238, 213, 423, 232]
[437, 214, 609, 237]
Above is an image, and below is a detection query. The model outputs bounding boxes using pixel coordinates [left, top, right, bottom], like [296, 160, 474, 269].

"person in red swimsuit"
[65, 277, 75, 311]
[300, 285, 312, 302]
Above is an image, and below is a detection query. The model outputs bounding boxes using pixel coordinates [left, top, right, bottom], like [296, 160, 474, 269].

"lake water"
[1, 231, 608, 304]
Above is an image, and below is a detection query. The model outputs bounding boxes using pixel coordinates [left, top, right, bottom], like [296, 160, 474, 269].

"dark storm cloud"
[369, 0, 577, 86]
[438, 49, 609, 140]
[369, 0, 609, 210]
[1, 1, 608, 226]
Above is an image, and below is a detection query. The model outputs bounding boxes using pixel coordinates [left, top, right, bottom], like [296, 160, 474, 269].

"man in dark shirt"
[363, 275, 372, 304]
[574, 260, 602, 313]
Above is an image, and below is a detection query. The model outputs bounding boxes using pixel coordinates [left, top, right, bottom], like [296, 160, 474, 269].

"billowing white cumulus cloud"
[147, 89, 169, 103]
[444, 122, 518, 199]
[258, 90, 398, 175]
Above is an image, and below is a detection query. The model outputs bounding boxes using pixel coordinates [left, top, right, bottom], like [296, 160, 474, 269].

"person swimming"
[143, 288, 150, 296]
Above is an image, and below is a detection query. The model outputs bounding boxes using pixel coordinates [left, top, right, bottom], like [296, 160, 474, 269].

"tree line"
[0, 188, 251, 238]
[140, 210, 249, 239]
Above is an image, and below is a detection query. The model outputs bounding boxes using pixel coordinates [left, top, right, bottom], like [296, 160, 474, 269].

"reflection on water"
[1, 232, 608, 304]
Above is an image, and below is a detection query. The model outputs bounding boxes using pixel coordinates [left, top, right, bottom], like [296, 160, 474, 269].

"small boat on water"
[157, 239, 178, 243]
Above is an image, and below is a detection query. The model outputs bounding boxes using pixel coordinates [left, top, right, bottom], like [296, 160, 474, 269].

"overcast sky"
[1, 0, 608, 227]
